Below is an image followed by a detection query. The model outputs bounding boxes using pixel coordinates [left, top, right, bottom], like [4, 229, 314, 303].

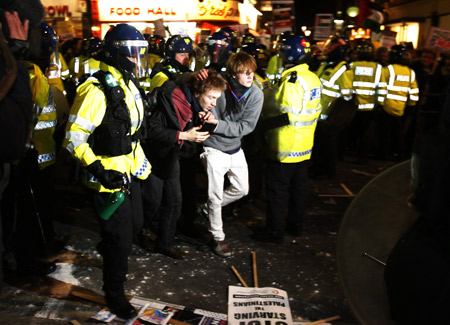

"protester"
[0, 5, 36, 286]
[199, 52, 263, 257]
[141, 70, 227, 259]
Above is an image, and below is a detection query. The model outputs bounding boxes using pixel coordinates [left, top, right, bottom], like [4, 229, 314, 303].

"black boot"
[105, 293, 137, 320]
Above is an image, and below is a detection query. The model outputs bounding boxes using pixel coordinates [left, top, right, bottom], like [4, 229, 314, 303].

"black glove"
[86, 160, 125, 190]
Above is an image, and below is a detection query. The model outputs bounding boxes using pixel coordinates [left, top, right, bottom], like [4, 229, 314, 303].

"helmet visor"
[114, 40, 148, 78]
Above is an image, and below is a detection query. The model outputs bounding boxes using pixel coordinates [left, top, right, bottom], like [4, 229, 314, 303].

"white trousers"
[200, 147, 249, 241]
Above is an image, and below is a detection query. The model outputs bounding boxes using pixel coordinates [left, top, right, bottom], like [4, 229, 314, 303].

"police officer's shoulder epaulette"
[162, 66, 180, 81]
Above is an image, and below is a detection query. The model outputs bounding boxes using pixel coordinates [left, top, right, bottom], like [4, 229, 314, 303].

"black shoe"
[105, 294, 137, 320]
[251, 229, 284, 243]
[134, 232, 156, 252]
[156, 247, 186, 260]
[16, 260, 57, 276]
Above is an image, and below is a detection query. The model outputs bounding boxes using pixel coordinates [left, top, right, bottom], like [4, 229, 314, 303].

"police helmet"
[280, 34, 312, 65]
[39, 22, 58, 56]
[355, 40, 374, 61]
[101, 24, 148, 77]
[220, 26, 239, 51]
[84, 37, 102, 56]
[241, 33, 256, 45]
[323, 35, 349, 62]
[389, 44, 407, 65]
[164, 35, 193, 64]
[148, 34, 166, 57]
[102, 24, 147, 59]
[206, 31, 230, 65]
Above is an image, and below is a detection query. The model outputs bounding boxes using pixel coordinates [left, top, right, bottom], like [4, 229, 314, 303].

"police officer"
[341, 39, 387, 163]
[253, 34, 321, 242]
[148, 34, 193, 93]
[63, 24, 151, 319]
[378, 44, 419, 160]
[139, 34, 165, 92]
[205, 31, 230, 74]
[40, 23, 69, 95]
[310, 35, 353, 179]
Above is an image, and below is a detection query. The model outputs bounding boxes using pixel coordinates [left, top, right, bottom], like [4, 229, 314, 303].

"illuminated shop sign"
[98, 0, 240, 22]
[41, 0, 83, 18]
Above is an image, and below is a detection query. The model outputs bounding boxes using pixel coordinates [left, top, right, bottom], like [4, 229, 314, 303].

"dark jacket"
[143, 82, 199, 179]
[0, 55, 33, 163]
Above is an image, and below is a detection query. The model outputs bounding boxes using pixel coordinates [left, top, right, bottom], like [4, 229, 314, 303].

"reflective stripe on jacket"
[318, 61, 348, 120]
[24, 62, 57, 169]
[63, 62, 151, 192]
[267, 63, 322, 163]
[381, 64, 419, 116]
[344, 61, 386, 111]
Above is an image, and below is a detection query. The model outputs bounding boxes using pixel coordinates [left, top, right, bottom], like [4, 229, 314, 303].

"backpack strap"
[92, 70, 125, 105]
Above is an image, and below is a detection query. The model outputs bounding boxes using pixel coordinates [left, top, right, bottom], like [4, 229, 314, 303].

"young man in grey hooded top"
[199, 52, 263, 257]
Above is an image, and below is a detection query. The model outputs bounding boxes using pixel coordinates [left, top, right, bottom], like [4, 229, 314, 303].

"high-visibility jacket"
[148, 65, 177, 93]
[47, 52, 69, 95]
[63, 62, 151, 193]
[266, 54, 283, 85]
[69, 55, 101, 84]
[23, 62, 57, 169]
[253, 72, 270, 90]
[341, 61, 386, 111]
[267, 63, 322, 163]
[381, 64, 419, 116]
[318, 61, 349, 120]
[147, 53, 163, 71]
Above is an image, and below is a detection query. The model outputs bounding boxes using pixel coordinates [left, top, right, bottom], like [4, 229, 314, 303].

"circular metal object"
[337, 160, 419, 325]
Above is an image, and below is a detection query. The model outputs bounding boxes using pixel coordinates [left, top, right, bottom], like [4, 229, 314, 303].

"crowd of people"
[1, 0, 450, 321]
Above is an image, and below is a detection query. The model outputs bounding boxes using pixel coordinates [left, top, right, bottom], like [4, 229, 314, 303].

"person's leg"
[156, 161, 182, 254]
[264, 160, 293, 238]
[286, 161, 309, 235]
[141, 173, 163, 233]
[94, 179, 141, 319]
[200, 147, 230, 242]
[223, 149, 249, 207]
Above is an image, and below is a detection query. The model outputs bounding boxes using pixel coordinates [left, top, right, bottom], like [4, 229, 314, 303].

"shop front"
[91, 0, 247, 42]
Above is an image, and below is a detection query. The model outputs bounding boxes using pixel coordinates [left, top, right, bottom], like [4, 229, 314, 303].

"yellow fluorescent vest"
[343, 61, 386, 111]
[318, 61, 349, 120]
[381, 64, 419, 116]
[253, 73, 270, 90]
[47, 52, 69, 94]
[267, 64, 322, 163]
[23, 62, 57, 169]
[63, 63, 151, 192]
[266, 54, 283, 84]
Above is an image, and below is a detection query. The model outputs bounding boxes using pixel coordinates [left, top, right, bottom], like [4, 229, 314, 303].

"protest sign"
[425, 27, 450, 52]
[228, 286, 293, 325]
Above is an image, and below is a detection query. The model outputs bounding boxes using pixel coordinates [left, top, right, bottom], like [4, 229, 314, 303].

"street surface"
[0, 155, 399, 324]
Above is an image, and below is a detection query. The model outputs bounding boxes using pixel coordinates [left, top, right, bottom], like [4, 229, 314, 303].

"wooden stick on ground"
[340, 183, 355, 196]
[231, 266, 248, 287]
[307, 315, 341, 325]
[252, 251, 258, 288]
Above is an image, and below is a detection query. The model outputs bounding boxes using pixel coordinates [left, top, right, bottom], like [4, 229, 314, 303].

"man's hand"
[198, 111, 218, 124]
[4, 11, 28, 41]
[192, 69, 209, 81]
[179, 126, 210, 143]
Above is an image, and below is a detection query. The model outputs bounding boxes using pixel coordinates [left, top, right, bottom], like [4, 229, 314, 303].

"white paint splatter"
[47, 263, 80, 286]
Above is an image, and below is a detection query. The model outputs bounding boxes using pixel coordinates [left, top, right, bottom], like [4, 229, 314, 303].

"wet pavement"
[0, 155, 398, 324]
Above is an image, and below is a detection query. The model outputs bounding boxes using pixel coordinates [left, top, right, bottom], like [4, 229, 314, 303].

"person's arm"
[213, 87, 264, 138]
